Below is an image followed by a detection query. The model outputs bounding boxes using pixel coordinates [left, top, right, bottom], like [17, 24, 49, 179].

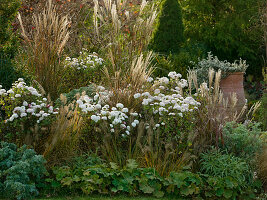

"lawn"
[37, 196, 171, 200]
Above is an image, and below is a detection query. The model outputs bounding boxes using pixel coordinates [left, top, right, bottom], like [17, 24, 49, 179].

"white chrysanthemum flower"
[131, 122, 136, 127]
[21, 113, 27, 117]
[154, 89, 160, 94]
[122, 108, 128, 113]
[147, 77, 153, 82]
[91, 115, 100, 122]
[116, 103, 124, 108]
[134, 93, 141, 99]
[133, 120, 139, 125]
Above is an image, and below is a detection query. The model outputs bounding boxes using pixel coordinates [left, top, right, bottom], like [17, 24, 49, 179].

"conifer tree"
[149, 0, 184, 54]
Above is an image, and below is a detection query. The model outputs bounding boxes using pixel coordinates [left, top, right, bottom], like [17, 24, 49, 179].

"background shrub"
[257, 144, 267, 187]
[0, 142, 47, 200]
[149, 0, 184, 54]
[153, 43, 206, 78]
[0, 0, 21, 58]
[254, 92, 267, 130]
[180, 0, 265, 80]
[221, 122, 263, 162]
[0, 55, 30, 89]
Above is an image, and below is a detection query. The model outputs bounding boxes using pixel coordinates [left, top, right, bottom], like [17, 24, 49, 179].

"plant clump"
[0, 142, 47, 200]
[0, 79, 58, 146]
[192, 52, 248, 84]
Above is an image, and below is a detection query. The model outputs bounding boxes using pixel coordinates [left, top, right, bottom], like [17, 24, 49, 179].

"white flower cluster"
[77, 89, 139, 137]
[65, 49, 104, 70]
[0, 79, 58, 123]
[77, 71, 200, 133]
[137, 72, 200, 124]
[0, 78, 41, 98]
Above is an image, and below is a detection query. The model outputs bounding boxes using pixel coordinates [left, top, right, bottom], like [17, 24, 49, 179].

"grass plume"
[18, 0, 70, 100]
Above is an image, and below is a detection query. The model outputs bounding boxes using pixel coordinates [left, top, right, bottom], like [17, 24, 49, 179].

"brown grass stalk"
[43, 94, 83, 167]
[18, 0, 70, 100]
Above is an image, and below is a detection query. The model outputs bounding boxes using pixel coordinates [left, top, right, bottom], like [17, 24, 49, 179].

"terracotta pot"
[219, 72, 246, 113]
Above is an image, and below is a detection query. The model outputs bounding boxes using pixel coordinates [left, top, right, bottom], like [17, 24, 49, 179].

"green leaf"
[180, 185, 197, 196]
[126, 159, 138, 170]
[216, 188, 224, 197]
[110, 162, 119, 170]
[140, 184, 154, 194]
[61, 177, 73, 186]
[73, 175, 81, 182]
[223, 189, 233, 199]
[153, 190, 165, 198]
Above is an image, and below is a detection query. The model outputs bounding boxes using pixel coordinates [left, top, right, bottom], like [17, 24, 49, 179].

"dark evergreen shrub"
[149, 0, 184, 54]
[0, 54, 31, 89]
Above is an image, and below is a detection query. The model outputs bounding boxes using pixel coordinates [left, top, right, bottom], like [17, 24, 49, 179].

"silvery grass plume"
[103, 52, 155, 111]
[93, 0, 158, 70]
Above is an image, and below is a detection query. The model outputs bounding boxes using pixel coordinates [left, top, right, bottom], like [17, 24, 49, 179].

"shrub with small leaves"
[192, 52, 248, 84]
[0, 142, 47, 200]
[200, 148, 253, 186]
[221, 122, 263, 163]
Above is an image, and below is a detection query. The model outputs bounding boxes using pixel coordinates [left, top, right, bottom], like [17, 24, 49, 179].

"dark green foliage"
[43, 156, 261, 199]
[0, 55, 30, 89]
[202, 175, 261, 200]
[49, 159, 166, 197]
[0, 142, 47, 200]
[166, 171, 202, 197]
[180, 0, 265, 79]
[149, 0, 184, 54]
[255, 92, 267, 130]
[153, 43, 206, 78]
[0, 0, 21, 58]
[221, 122, 263, 162]
[200, 148, 253, 186]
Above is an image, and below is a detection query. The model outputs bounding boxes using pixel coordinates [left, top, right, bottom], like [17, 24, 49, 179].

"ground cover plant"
[0, 0, 266, 199]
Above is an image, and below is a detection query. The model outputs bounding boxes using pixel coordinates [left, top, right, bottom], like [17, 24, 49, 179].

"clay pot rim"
[228, 72, 245, 75]
[226, 72, 245, 75]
